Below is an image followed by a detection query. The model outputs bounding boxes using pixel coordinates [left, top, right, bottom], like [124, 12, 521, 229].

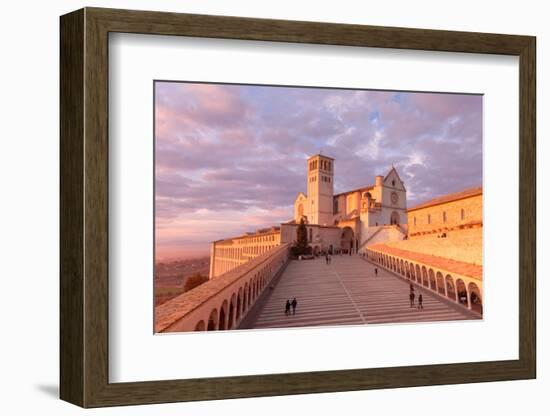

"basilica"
[209, 154, 409, 278]
[288, 153, 408, 254]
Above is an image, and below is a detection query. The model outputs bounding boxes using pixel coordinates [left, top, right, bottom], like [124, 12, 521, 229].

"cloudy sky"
[155, 82, 482, 261]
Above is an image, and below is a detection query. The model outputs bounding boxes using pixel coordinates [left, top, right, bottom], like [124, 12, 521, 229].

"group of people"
[285, 298, 298, 316]
[409, 282, 423, 309]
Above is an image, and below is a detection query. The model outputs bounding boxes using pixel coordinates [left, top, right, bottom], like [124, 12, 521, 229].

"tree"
[184, 273, 208, 292]
[291, 217, 312, 256]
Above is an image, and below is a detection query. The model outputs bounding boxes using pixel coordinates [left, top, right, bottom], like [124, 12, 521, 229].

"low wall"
[156, 244, 290, 332]
[365, 245, 483, 315]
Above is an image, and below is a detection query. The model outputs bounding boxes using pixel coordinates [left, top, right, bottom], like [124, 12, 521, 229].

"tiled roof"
[408, 186, 482, 212]
[368, 243, 482, 280]
[334, 185, 374, 198]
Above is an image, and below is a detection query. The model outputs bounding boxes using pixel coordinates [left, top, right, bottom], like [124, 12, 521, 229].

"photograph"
[153, 81, 483, 333]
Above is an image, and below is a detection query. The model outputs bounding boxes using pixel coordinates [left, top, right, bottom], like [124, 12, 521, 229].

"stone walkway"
[248, 255, 479, 329]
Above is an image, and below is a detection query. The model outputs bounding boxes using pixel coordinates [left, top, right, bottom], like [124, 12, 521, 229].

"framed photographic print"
[60, 7, 536, 408]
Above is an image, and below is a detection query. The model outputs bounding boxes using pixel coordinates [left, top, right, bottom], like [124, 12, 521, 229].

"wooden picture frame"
[60, 7, 536, 408]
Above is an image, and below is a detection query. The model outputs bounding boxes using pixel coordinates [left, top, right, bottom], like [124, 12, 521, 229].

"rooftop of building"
[333, 185, 374, 198]
[214, 226, 281, 244]
[407, 186, 483, 212]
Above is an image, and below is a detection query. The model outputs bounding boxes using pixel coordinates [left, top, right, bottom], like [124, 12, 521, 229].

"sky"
[155, 82, 482, 261]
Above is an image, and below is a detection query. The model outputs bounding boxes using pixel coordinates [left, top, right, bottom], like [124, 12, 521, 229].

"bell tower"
[306, 154, 334, 225]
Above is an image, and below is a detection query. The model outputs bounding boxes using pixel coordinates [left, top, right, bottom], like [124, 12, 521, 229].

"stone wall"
[381, 227, 483, 265]
[407, 192, 482, 237]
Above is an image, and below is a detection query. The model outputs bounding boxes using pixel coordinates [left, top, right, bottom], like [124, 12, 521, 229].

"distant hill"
[154, 256, 210, 306]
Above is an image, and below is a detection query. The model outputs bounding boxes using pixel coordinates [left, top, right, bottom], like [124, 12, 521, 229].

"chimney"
[375, 175, 383, 186]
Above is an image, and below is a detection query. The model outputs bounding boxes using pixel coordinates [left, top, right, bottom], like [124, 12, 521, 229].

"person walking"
[409, 291, 415, 308]
[285, 300, 291, 316]
[374, 267, 378, 277]
[328, 254, 332, 264]
[325, 253, 329, 265]
[291, 298, 298, 315]
[418, 294, 423, 309]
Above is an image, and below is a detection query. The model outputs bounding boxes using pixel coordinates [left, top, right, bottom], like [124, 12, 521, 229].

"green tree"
[292, 217, 311, 256]
[183, 273, 208, 292]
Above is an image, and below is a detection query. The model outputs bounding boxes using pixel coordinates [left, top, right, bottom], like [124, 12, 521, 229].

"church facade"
[287, 154, 408, 254]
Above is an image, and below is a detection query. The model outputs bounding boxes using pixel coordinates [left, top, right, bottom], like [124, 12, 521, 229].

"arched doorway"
[218, 300, 228, 330]
[228, 295, 236, 329]
[390, 211, 400, 225]
[468, 282, 483, 314]
[456, 279, 467, 306]
[436, 272, 445, 295]
[207, 309, 218, 331]
[341, 227, 354, 254]
[445, 275, 455, 301]
[236, 289, 242, 320]
[429, 269, 436, 290]
[422, 266, 429, 287]
[194, 320, 205, 331]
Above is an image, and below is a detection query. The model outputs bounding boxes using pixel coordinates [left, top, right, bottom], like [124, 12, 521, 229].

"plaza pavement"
[247, 254, 479, 329]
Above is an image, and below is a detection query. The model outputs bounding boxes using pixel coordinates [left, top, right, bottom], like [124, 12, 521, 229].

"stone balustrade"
[365, 244, 483, 315]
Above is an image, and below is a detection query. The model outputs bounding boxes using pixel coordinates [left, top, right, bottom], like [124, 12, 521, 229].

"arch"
[429, 269, 436, 291]
[405, 261, 410, 278]
[422, 266, 429, 287]
[228, 294, 236, 329]
[207, 308, 218, 331]
[468, 282, 483, 314]
[390, 211, 400, 225]
[243, 283, 249, 313]
[236, 288, 242, 320]
[445, 275, 456, 301]
[456, 279, 467, 306]
[341, 227, 355, 254]
[194, 320, 205, 331]
[436, 272, 445, 295]
[400, 260, 405, 276]
[409, 263, 415, 280]
[218, 300, 228, 330]
[416, 264, 421, 283]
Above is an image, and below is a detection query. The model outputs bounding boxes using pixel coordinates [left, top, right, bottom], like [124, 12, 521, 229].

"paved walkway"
[248, 255, 478, 329]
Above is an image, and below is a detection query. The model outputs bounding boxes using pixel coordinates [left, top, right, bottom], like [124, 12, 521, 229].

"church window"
[328, 161, 331, 171]
[392, 179, 396, 187]
[414, 217, 417, 226]
[461, 208, 465, 220]
[334, 199, 339, 213]
[443, 211, 447, 222]
[427, 214, 431, 224]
